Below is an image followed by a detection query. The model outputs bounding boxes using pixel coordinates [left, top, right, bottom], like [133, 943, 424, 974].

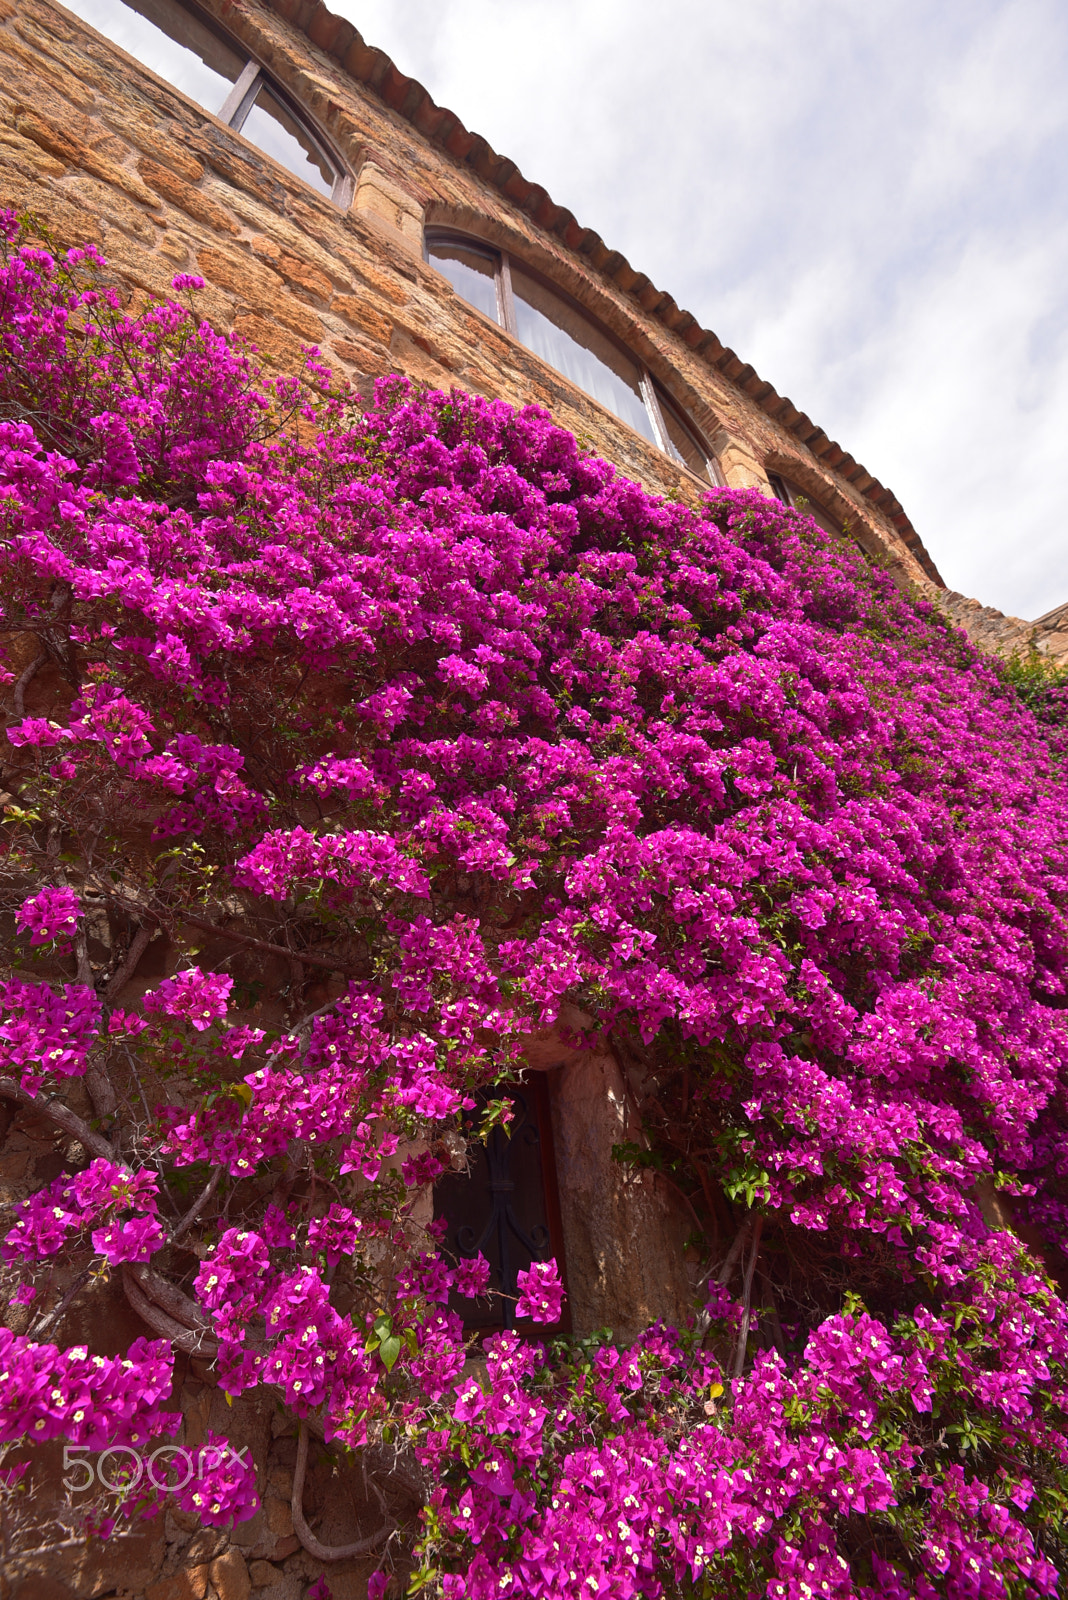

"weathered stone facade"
[0, 2, 1061, 1596]
[917, 586, 1068, 669]
[0, 0, 947, 587]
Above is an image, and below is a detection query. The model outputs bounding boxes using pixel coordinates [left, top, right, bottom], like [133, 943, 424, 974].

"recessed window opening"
[434, 1076, 569, 1336]
[768, 472, 841, 536]
[59, 0, 351, 203]
[426, 228, 722, 484]
[653, 383, 724, 484]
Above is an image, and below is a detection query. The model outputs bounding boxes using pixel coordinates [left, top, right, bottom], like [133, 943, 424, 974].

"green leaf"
[379, 1334, 402, 1372]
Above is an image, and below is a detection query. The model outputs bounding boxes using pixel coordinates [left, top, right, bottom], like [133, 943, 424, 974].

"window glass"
[59, 0, 243, 114]
[427, 241, 501, 325]
[770, 474, 840, 535]
[657, 393, 712, 482]
[510, 266, 656, 443]
[241, 84, 334, 197]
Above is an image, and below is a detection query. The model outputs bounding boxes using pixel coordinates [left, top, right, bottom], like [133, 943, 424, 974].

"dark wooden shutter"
[434, 1074, 569, 1335]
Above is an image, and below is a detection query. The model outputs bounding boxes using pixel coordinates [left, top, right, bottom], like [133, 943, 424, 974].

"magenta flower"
[143, 967, 232, 1031]
[15, 885, 81, 946]
[515, 1259, 565, 1323]
[91, 1215, 165, 1264]
[454, 1254, 492, 1298]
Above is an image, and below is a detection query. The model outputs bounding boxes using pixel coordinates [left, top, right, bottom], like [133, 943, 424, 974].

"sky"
[331, 0, 1067, 622]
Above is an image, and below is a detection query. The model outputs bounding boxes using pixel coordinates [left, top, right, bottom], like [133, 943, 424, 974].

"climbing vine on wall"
[2, 215, 1068, 1597]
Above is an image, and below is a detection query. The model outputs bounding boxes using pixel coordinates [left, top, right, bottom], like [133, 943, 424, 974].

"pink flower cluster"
[15, 884, 81, 945]
[0, 221, 1067, 1591]
[3, 1158, 163, 1264]
[0, 1326, 177, 1450]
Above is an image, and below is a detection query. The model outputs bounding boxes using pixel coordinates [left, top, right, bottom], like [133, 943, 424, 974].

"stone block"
[332, 293, 393, 347]
[197, 246, 322, 342]
[63, 171, 159, 246]
[159, 231, 191, 266]
[249, 1560, 280, 1588]
[14, 111, 155, 207]
[352, 162, 424, 252]
[0, 124, 66, 179]
[277, 251, 334, 302]
[0, 28, 95, 108]
[232, 314, 307, 374]
[388, 325, 452, 385]
[0, 170, 103, 247]
[12, 1578, 75, 1600]
[128, 120, 205, 185]
[265, 1492, 295, 1537]
[210, 1549, 252, 1600]
[348, 258, 413, 308]
[216, 192, 355, 290]
[138, 159, 240, 237]
[145, 1566, 210, 1600]
[330, 335, 391, 375]
[713, 434, 768, 492]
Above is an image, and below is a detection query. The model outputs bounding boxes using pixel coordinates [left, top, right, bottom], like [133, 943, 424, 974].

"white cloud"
[333, 0, 1068, 618]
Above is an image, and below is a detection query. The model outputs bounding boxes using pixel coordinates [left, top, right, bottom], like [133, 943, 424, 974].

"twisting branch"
[103, 922, 157, 1003]
[170, 1167, 220, 1244]
[124, 1261, 209, 1333]
[179, 912, 358, 976]
[121, 1265, 218, 1358]
[11, 649, 44, 718]
[730, 1215, 764, 1381]
[716, 1213, 755, 1288]
[0, 1077, 112, 1160]
[292, 1422, 394, 1562]
[27, 1266, 94, 1340]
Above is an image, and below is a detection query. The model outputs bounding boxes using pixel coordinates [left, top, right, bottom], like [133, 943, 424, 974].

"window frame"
[61, 0, 354, 207]
[768, 472, 841, 534]
[425, 227, 722, 485]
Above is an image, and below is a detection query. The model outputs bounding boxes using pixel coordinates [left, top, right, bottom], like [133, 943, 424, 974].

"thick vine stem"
[0, 1076, 112, 1160]
[103, 921, 157, 1003]
[730, 1215, 765, 1381]
[292, 1421, 394, 1562]
[179, 912, 358, 977]
[27, 1265, 93, 1340]
[124, 1260, 210, 1333]
[121, 1265, 219, 1358]
[695, 1213, 755, 1344]
[11, 648, 44, 717]
[361, 1440, 428, 1504]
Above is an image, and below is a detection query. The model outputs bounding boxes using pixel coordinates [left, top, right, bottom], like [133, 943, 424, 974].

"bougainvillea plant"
[1, 211, 1068, 1598]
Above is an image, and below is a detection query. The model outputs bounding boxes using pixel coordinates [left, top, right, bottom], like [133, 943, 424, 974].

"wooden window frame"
[425, 227, 722, 485]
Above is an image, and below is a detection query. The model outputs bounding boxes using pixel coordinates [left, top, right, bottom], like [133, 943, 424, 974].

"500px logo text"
[62, 1443, 249, 1493]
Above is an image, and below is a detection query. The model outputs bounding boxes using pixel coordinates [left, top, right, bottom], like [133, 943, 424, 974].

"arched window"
[426, 230, 722, 484]
[59, 0, 352, 204]
[768, 472, 841, 536]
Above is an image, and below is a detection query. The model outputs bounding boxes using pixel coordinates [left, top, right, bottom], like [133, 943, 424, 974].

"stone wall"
[918, 584, 1068, 669]
[0, 0, 938, 590]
